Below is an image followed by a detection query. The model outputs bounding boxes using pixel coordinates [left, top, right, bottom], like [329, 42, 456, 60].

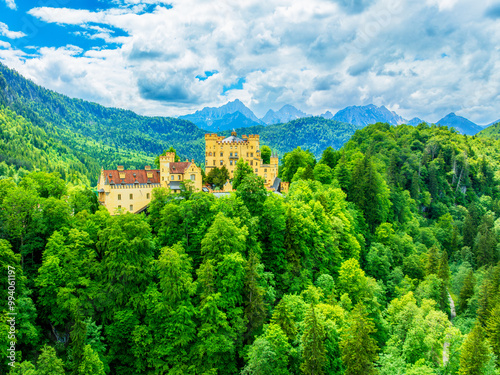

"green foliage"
[340, 303, 379, 375]
[280, 147, 316, 182]
[458, 323, 491, 375]
[301, 304, 327, 375]
[36, 345, 65, 375]
[233, 158, 254, 190]
[205, 165, 230, 189]
[261, 145, 272, 164]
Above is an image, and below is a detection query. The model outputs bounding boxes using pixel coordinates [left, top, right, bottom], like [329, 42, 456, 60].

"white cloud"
[0, 0, 496, 124]
[2, 0, 16, 10]
[0, 22, 26, 39]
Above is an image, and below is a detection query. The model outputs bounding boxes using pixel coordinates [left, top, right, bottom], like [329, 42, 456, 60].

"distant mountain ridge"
[180, 100, 494, 136]
[179, 99, 263, 131]
[436, 113, 483, 136]
[262, 105, 311, 125]
[330, 104, 406, 126]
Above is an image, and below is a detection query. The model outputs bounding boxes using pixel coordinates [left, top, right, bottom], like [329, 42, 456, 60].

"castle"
[204, 130, 279, 186]
[97, 131, 279, 214]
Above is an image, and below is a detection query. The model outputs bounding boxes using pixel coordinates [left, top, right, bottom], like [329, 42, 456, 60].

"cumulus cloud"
[0, 22, 26, 39]
[0, 0, 497, 123]
[2, 0, 16, 10]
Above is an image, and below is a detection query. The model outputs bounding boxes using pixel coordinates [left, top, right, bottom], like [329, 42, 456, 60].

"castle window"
[220, 152, 223, 157]
[251, 146, 253, 149]
[190, 174, 196, 181]
[250, 160, 253, 165]
[213, 160, 216, 165]
[130, 194, 133, 199]
[264, 169, 267, 172]
[118, 205, 121, 209]
[178, 175, 181, 180]
[162, 177, 164, 181]
[130, 205, 133, 212]
[247, 153, 249, 157]
[251, 153, 253, 157]
[220, 160, 223, 165]
[265, 174, 267, 178]
[235, 152, 238, 157]
[147, 193, 150, 199]
[230, 152, 233, 157]
[118, 194, 121, 200]
[230, 160, 233, 166]
[255, 169, 258, 172]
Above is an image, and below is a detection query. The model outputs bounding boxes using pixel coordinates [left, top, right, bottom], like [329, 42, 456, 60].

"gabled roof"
[169, 162, 192, 174]
[103, 169, 160, 184]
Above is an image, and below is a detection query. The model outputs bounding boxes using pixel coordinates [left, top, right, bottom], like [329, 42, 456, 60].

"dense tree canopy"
[1, 122, 500, 374]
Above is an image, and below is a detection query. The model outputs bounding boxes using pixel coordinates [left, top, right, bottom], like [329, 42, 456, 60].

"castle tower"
[159, 152, 176, 187]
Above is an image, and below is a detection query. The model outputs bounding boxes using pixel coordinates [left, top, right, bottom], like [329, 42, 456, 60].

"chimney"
[145, 165, 151, 171]
[117, 165, 124, 171]
[191, 159, 194, 163]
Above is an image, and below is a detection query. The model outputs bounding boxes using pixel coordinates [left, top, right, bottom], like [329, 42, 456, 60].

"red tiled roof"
[169, 162, 191, 174]
[103, 169, 160, 184]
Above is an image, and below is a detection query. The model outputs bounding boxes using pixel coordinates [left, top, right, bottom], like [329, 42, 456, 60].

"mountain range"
[179, 100, 496, 136]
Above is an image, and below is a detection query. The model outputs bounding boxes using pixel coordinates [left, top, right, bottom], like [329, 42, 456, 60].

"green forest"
[1, 121, 500, 374]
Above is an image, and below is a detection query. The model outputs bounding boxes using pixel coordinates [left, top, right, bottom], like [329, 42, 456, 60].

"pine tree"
[271, 299, 297, 341]
[458, 269, 475, 313]
[486, 303, 500, 364]
[340, 303, 378, 375]
[334, 153, 350, 193]
[458, 323, 490, 375]
[437, 250, 450, 311]
[36, 345, 65, 375]
[244, 251, 266, 341]
[301, 304, 326, 375]
[70, 315, 88, 375]
[426, 246, 440, 276]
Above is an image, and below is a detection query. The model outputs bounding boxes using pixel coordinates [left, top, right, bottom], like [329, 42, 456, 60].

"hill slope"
[0, 63, 205, 172]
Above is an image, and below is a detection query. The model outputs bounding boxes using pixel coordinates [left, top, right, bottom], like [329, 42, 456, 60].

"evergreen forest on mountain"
[1, 62, 500, 374]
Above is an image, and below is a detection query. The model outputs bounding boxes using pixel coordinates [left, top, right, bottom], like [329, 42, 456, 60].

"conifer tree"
[426, 246, 440, 276]
[244, 251, 266, 341]
[36, 345, 65, 375]
[334, 153, 350, 193]
[458, 269, 475, 313]
[70, 315, 88, 375]
[301, 304, 327, 375]
[437, 250, 450, 311]
[458, 323, 490, 375]
[271, 299, 297, 341]
[340, 303, 378, 375]
[486, 303, 500, 364]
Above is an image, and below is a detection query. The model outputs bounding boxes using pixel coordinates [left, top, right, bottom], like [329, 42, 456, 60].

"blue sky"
[0, 0, 499, 124]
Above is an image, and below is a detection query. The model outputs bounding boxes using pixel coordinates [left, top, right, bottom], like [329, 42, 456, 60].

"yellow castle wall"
[204, 133, 278, 186]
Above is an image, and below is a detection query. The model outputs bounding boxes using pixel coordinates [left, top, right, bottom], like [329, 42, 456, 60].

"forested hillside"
[1, 122, 500, 374]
